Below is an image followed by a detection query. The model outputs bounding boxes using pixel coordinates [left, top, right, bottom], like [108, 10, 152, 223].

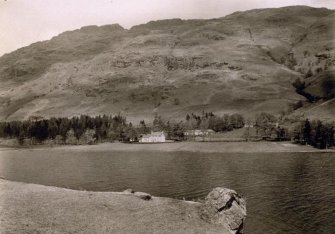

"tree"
[186, 114, 190, 121]
[164, 121, 173, 139]
[138, 120, 150, 134]
[199, 117, 209, 130]
[171, 122, 185, 140]
[59, 118, 70, 141]
[186, 116, 198, 130]
[55, 135, 64, 144]
[276, 127, 287, 141]
[152, 114, 165, 131]
[48, 118, 58, 139]
[65, 129, 78, 145]
[107, 129, 118, 141]
[229, 114, 245, 129]
[18, 131, 25, 145]
[100, 122, 108, 140]
[223, 114, 231, 131]
[303, 119, 311, 145]
[330, 126, 335, 147]
[125, 123, 138, 142]
[32, 120, 48, 141]
[293, 122, 303, 143]
[255, 112, 277, 138]
[79, 129, 96, 145]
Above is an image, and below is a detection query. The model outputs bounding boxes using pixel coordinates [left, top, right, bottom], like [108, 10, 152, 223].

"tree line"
[150, 112, 245, 140]
[0, 113, 333, 148]
[184, 112, 245, 132]
[0, 112, 245, 145]
[0, 114, 130, 145]
[254, 112, 288, 141]
[252, 113, 335, 148]
[293, 119, 334, 149]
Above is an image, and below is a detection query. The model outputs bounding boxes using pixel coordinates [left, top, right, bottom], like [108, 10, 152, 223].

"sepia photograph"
[0, 0, 334, 233]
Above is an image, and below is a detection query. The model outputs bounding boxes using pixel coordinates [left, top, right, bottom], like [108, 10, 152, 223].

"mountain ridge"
[0, 5, 334, 122]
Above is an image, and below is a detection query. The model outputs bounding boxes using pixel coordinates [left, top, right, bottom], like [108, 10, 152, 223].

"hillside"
[0, 6, 334, 122]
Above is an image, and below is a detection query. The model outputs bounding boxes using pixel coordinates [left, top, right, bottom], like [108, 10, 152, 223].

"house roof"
[185, 129, 214, 133]
[141, 132, 165, 138]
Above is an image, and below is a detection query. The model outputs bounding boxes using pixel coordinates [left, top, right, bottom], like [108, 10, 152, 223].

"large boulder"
[200, 187, 246, 234]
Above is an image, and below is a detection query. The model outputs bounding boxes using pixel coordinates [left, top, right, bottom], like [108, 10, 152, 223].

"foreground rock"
[201, 188, 246, 234]
[0, 179, 246, 233]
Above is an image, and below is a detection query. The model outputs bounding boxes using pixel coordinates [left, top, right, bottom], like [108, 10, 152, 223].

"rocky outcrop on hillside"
[0, 6, 334, 121]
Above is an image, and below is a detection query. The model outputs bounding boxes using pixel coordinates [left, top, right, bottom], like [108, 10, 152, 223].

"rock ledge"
[201, 187, 246, 234]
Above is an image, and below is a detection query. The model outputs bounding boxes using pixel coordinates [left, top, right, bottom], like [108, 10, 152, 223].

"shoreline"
[1, 141, 334, 153]
[0, 179, 244, 234]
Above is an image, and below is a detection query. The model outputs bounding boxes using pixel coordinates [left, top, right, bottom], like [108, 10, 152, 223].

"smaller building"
[139, 131, 166, 143]
[184, 129, 215, 139]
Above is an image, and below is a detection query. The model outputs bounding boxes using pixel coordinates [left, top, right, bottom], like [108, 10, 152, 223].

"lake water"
[0, 147, 334, 233]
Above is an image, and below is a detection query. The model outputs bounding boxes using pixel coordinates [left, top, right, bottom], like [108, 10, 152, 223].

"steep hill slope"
[0, 6, 334, 122]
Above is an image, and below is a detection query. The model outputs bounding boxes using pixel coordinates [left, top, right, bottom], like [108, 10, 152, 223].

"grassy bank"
[1, 140, 333, 154]
[46, 141, 334, 153]
[0, 179, 231, 234]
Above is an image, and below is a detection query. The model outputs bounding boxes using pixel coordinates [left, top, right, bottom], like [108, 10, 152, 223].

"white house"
[139, 131, 166, 143]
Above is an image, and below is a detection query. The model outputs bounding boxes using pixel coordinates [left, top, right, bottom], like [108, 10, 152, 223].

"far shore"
[1, 141, 334, 153]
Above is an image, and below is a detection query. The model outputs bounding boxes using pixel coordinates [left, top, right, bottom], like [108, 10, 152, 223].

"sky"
[0, 0, 334, 56]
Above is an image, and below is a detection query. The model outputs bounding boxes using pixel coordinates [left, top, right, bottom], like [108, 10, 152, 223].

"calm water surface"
[0, 147, 334, 233]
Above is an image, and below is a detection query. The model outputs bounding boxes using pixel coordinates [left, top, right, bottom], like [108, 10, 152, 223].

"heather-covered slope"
[0, 6, 334, 121]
